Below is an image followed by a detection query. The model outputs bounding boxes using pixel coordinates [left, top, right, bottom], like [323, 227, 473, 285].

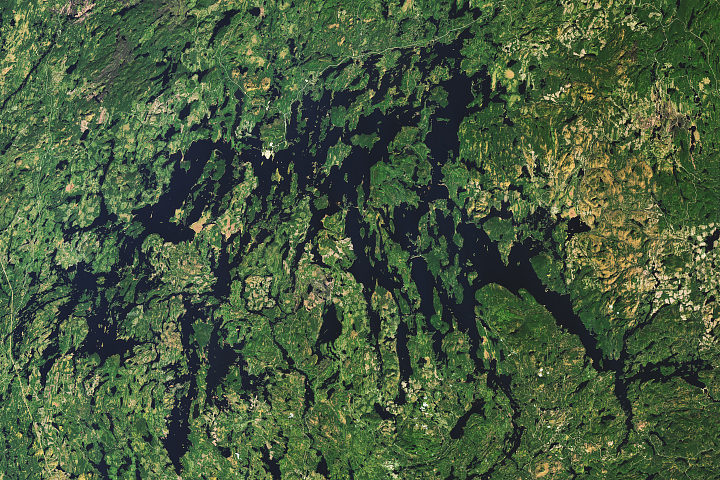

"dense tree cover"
[0, 0, 718, 478]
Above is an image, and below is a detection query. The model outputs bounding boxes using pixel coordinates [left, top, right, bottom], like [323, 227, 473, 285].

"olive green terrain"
[0, 0, 719, 478]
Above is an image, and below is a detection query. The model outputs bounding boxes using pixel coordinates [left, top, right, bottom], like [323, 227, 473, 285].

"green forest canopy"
[0, 0, 719, 478]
